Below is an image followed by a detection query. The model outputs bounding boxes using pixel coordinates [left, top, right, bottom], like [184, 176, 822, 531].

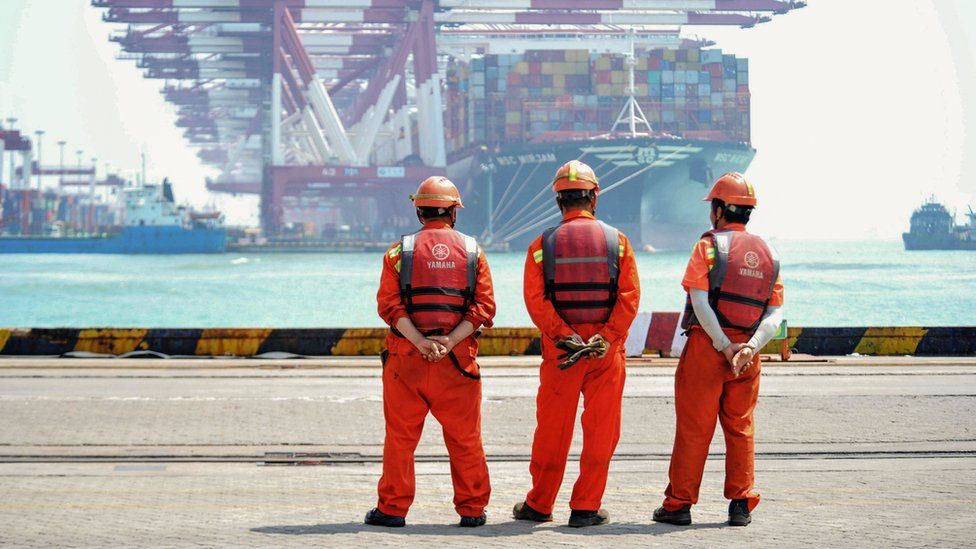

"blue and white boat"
[0, 180, 226, 254]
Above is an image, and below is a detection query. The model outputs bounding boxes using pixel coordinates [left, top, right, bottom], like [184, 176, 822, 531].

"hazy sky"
[1, 0, 975, 239]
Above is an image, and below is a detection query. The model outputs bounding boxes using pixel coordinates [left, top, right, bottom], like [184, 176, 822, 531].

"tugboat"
[0, 178, 226, 254]
[903, 199, 976, 251]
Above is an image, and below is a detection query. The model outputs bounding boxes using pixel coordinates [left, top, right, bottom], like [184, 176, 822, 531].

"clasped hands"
[721, 342, 756, 376]
[555, 333, 609, 370]
[413, 335, 456, 362]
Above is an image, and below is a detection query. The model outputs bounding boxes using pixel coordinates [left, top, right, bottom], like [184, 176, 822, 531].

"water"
[2, 240, 975, 327]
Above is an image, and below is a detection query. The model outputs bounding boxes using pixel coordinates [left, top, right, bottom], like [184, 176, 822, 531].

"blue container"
[701, 49, 723, 64]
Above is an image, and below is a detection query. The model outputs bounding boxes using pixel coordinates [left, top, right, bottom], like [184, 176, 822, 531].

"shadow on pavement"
[251, 520, 729, 537]
[252, 521, 534, 537]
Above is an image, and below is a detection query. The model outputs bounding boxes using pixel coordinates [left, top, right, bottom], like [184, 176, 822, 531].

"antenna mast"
[611, 28, 653, 137]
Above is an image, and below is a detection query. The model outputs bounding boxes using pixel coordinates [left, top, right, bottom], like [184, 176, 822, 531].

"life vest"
[682, 229, 780, 332]
[542, 218, 620, 325]
[399, 228, 478, 333]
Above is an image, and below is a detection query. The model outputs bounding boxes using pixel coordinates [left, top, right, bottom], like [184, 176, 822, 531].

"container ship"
[442, 46, 754, 250]
[0, 178, 226, 254]
[903, 199, 976, 251]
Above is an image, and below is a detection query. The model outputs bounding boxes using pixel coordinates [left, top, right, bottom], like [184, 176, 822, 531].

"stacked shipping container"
[0, 189, 122, 236]
[445, 47, 750, 153]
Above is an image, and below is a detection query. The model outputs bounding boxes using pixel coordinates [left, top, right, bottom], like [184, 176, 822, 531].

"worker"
[512, 160, 640, 528]
[366, 176, 496, 528]
[653, 172, 784, 527]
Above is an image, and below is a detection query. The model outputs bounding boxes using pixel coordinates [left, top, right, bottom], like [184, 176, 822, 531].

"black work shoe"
[364, 507, 405, 528]
[512, 501, 553, 522]
[459, 512, 487, 527]
[568, 509, 609, 528]
[728, 499, 752, 527]
[653, 505, 692, 525]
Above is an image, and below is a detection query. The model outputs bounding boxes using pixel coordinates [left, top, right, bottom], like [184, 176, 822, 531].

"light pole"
[5, 119, 15, 188]
[33, 130, 44, 190]
[89, 156, 98, 234]
[57, 140, 66, 185]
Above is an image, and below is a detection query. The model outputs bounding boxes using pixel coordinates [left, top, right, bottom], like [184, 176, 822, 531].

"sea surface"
[1, 240, 975, 327]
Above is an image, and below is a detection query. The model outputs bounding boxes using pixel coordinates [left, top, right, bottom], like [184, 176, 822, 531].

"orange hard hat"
[410, 176, 463, 208]
[704, 172, 757, 207]
[552, 160, 599, 193]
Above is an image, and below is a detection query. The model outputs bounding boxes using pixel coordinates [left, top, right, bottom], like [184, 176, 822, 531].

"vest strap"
[551, 299, 616, 309]
[406, 286, 470, 298]
[541, 226, 559, 303]
[406, 303, 468, 313]
[549, 282, 615, 292]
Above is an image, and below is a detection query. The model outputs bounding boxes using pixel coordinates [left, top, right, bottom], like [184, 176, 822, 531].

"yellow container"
[688, 49, 700, 62]
[611, 71, 624, 84]
[595, 57, 611, 71]
[515, 62, 529, 75]
[553, 74, 565, 88]
[506, 112, 522, 123]
[596, 83, 612, 96]
[664, 49, 676, 62]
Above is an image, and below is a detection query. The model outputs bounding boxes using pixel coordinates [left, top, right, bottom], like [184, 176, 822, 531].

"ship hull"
[448, 136, 755, 251]
[903, 232, 976, 251]
[0, 226, 227, 254]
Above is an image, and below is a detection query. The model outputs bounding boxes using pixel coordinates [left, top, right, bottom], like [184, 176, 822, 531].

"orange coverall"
[522, 210, 640, 514]
[663, 222, 784, 512]
[375, 220, 496, 518]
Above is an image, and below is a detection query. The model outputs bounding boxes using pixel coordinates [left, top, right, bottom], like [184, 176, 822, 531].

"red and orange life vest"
[682, 229, 780, 332]
[398, 228, 478, 333]
[542, 218, 620, 325]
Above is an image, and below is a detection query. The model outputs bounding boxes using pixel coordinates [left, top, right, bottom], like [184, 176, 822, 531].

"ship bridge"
[92, 0, 804, 233]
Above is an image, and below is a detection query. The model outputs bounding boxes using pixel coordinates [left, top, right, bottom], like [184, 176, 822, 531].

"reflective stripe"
[395, 259, 402, 273]
[388, 243, 402, 258]
[462, 233, 478, 300]
[533, 249, 543, 263]
[400, 234, 416, 289]
[410, 193, 457, 202]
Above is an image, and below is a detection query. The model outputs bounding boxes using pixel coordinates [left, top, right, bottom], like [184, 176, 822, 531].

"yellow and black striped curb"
[0, 326, 974, 357]
[781, 327, 976, 357]
[0, 328, 542, 357]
